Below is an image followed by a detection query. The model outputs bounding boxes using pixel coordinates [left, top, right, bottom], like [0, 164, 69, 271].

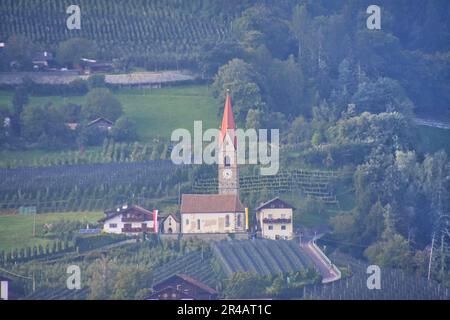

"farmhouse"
[32, 51, 54, 70]
[255, 197, 294, 240]
[99, 205, 158, 235]
[145, 274, 218, 300]
[80, 58, 114, 74]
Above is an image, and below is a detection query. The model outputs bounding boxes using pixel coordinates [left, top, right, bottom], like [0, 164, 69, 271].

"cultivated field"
[0, 0, 230, 68]
[213, 240, 314, 277]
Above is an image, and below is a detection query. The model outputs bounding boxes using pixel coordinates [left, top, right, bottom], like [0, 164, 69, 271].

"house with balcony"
[255, 197, 294, 240]
[99, 205, 158, 235]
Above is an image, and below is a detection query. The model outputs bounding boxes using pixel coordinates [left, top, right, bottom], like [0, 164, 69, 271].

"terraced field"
[212, 240, 314, 277]
[0, 0, 231, 68]
[26, 287, 90, 300]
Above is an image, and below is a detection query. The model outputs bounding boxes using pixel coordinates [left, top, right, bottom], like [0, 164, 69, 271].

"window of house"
[109, 223, 117, 228]
[281, 225, 286, 230]
[197, 219, 201, 230]
[186, 219, 189, 226]
[225, 215, 230, 227]
[281, 214, 286, 219]
[268, 225, 273, 230]
[236, 214, 241, 227]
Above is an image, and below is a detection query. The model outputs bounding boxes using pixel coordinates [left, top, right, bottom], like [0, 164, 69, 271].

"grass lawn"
[0, 211, 103, 252]
[0, 85, 218, 142]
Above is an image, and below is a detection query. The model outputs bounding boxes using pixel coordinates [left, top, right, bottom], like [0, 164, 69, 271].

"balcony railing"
[121, 227, 154, 233]
[262, 218, 291, 224]
[121, 217, 152, 222]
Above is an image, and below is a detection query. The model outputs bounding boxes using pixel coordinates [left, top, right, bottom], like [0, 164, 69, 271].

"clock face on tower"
[223, 169, 233, 180]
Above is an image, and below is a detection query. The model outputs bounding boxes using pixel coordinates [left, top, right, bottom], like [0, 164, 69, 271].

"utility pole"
[33, 210, 36, 238]
[178, 183, 181, 206]
[428, 233, 435, 281]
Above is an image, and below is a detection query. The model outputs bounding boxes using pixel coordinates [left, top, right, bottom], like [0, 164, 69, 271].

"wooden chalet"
[145, 274, 218, 300]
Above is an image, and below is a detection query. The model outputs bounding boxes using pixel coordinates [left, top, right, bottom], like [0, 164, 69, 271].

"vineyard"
[212, 240, 315, 277]
[0, 160, 186, 213]
[194, 169, 342, 205]
[0, 0, 232, 69]
[305, 253, 450, 300]
[26, 287, 90, 300]
[0, 139, 171, 169]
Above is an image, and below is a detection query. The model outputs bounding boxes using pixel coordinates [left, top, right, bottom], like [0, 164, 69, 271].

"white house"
[255, 197, 294, 240]
[0, 276, 10, 300]
[99, 205, 157, 235]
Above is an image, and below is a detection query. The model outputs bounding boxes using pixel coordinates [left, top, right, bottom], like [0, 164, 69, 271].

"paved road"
[414, 118, 450, 130]
[299, 233, 341, 284]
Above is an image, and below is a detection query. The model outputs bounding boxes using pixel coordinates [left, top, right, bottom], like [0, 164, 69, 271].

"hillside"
[306, 253, 450, 300]
[0, 85, 217, 142]
[0, 0, 232, 69]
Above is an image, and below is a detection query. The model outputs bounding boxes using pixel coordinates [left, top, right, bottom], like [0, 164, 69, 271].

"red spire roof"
[220, 91, 237, 147]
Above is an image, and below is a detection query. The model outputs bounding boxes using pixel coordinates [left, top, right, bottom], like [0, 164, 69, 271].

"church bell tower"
[218, 90, 239, 195]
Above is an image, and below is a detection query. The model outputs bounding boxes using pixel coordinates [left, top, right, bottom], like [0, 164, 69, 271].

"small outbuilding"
[162, 213, 180, 234]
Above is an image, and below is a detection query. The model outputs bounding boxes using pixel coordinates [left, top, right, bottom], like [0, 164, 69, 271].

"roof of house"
[87, 117, 114, 127]
[175, 274, 218, 294]
[98, 205, 154, 223]
[32, 51, 53, 62]
[180, 194, 245, 213]
[255, 197, 295, 211]
[153, 274, 217, 295]
[163, 213, 180, 223]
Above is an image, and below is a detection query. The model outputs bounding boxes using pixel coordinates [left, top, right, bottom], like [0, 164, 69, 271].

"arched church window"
[224, 156, 231, 167]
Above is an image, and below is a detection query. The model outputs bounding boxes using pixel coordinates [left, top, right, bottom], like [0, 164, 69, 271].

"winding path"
[300, 235, 341, 284]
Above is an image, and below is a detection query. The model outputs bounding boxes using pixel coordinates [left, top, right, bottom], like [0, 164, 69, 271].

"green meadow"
[0, 85, 219, 141]
[0, 211, 103, 252]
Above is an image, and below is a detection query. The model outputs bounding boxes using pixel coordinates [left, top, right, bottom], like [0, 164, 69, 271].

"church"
[180, 92, 247, 234]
